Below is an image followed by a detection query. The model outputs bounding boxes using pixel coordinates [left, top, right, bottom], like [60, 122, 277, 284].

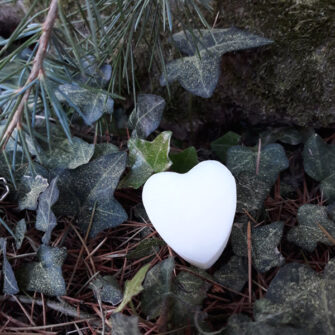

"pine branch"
[1, 0, 59, 150]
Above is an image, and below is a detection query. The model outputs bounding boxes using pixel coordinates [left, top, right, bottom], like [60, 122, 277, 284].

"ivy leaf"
[161, 28, 272, 98]
[226, 143, 289, 186]
[141, 257, 175, 319]
[109, 313, 140, 335]
[0, 238, 19, 295]
[260, 127, 314, 146]
[35, 177, 59, 245]
[56, 83, 114, 125]
[40, 137, 94, 171]
[172, 28, 273, 57]
[231, 221, 285, 273]
[120, 131, 172, 189]
[303, 134, 335, 202]
[56, 152, 128, 237]
[92, 143, 119, 160]
[211, 131, 241, 163]
[14, 218, 26, 249]
[16, 245, 67, 296]
[114, 263, 151, 313]
[127, 238, 165, 260]
[18, 175, 49, 211]
[170, 146, 199, 173]
[172, 271, 210, 327]
[213, 256, 248, 292]
[160, 52, 221, 98]
[128, 94, 166, 138]
[89, 275, 123, 306]
[287, 204, 335, 252]
[235, 171, 271, 213]
[226, 259, 335, 334]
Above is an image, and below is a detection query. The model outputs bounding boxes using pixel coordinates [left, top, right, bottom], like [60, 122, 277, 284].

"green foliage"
[127, 238, 165, 260]
[161, 28, 272, 97]
[56, 152, 128, 237]
[0, 238, 19, 295]
[141, 257, 175, 319]
[287, 204, 335, 252]
[303, 134, 335, 202]
[211, 131, 241, 163]
[128, 94, 166, 139]
[226, 259, 335, 334]
[35, 176, 59, 245]
[120, 131, 172, 189]
[232, 221, 285, 273]
[17, 245, 67, 296]
[226, 143, 288, 213]
[114, 263, 151, 313]
[170, 146, 199, 173]
[40, 136, 94, 171]
[18, 174, 49, 210]
[90, 275, 123, 306]
[213, 256, 248, 292]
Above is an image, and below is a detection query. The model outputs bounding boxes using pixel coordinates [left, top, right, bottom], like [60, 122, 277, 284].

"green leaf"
[18, 175, 49, 211]
[114, 263, 151, 313]
[260, 127, 314, 146]
[211, 131, 241, 163]
[231, 221, 285, 273]
[35, 177, 59, 245]
[89, 275, 123, 306]
[162, 28, 272, 98]
[141, 257, 175, 319]
[128, 94, 166, 138]
[172, 271, 210, 327]
[127, 238, 165, 260]
[56, 83, 114, 125]
[226, 259, 335, 334]
[213, 256, 248, 292]
[287, 204, 335, 252]
[235, 171, 271, 213]
[303, 134, 335, 202]
[40, 137, 94, 171]
[14, 218, 26, 250]
[56, 152, 128, 237]
[170, 146, 199, 173]
[16, 245, 67, 296]
[160, 51, 221, 98]
[0, 238, 19, 295]
[172, 28, 273, 57]
[120, 131, 172, 189]
[226, 143, 289, 186]
[92, 143, 119, 160]
[109, 313, 140, 335]
[303, 134, 335, 182]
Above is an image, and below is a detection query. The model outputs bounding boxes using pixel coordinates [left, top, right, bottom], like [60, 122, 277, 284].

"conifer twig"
[1, 0, 59, 150]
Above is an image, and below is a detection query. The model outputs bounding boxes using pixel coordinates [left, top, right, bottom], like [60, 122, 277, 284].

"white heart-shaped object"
[142, 160, 236, 269]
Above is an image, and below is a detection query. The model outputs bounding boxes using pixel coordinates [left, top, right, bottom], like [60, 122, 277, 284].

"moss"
[205, 0, 335, 127]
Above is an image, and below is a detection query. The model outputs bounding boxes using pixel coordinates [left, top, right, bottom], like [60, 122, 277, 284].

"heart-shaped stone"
[142, 160, 236, 269]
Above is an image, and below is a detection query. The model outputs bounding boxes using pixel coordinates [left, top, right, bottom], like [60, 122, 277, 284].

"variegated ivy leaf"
[56, 83, 114, 125]
[36, 177, 59, 245]
[18, 175, 49, 211]
[40, 136, 94, 171]
[129, 94, 166, 138]
[172, 27, 273, 57]
[161, 28, 272, 98]
[120, 131, 172, 189]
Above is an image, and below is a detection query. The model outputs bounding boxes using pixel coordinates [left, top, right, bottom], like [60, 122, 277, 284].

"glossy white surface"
[142, 160, 236, 269]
